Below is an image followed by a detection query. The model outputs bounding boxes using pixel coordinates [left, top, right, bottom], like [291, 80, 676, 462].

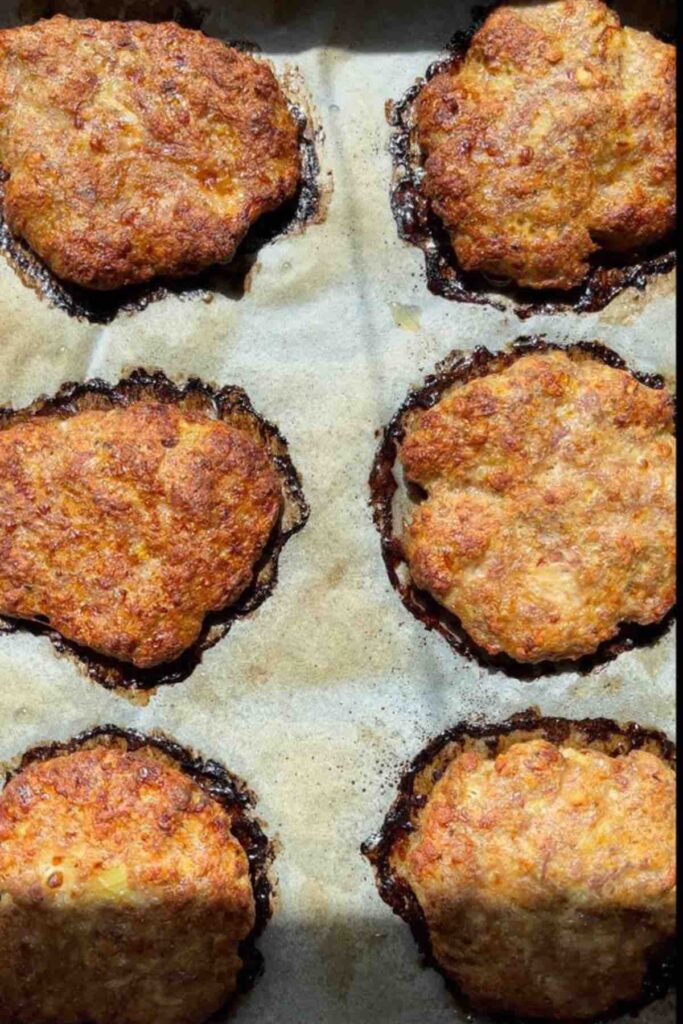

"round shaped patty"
[415, 0, 676, 290]
[0, 742, 258, 1024]
[0, 16, 301, 290]
[399, 349, 675, 662]
[385, 735, 676, 1020]
[0, 401, 282, 667]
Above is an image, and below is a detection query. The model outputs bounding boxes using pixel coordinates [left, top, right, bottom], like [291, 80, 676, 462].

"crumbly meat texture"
[0, 401, 282, 667]
[416, 0, 676, 290]
[390, 739, 676, 1020]
[400, 351, 675, 662]
[0, 744, 256, 1024]
[0, 16, 301, 290]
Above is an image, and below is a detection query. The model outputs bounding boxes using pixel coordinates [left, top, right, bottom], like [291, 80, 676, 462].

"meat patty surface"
[0, 743, 257, 1024]
[400, 350, 675, 663]
[416, 0, 676, 290]
[387, 737, 676, 1020]
[0, 16, 301, 289]
[0, 401, 282, 667]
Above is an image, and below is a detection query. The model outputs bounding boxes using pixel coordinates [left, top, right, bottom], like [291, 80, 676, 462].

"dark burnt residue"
[0, 368, 309, 692]
[8, 1, 210, 28]
[362, 708, 677, 1024]
[0, 92, 321, 323]
[388, 6, 675, 318]
[2, 724, 274, 1009]
[369, 337, 676, 681]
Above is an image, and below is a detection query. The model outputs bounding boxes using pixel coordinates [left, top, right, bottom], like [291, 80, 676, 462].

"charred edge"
[3, 724, 273, 1009]
[239, 102, 322, 253]
[362, 709, 677, 1024]
[15, 2, 211, 29]
[368, 338, 676, 680]
[0, 369, 310, 691]
[387, 3, 676, 317]
[0, 96, 320, 323]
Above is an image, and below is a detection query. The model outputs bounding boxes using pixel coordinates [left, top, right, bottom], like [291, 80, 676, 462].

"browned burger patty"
[0, 16, 301, 290]
[0, 401, 282, 667]
[399, 350, 676, 663]
[0, 742, 259, 1024]
[380, 734, 676, 1020]
[416, 0, 676, 290]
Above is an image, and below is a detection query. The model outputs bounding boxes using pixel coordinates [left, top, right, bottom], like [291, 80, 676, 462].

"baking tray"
[0, 1, 676, 1022]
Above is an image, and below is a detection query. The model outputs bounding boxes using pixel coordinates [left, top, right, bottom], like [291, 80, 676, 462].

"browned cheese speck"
[390, 739, 676, 1019]
[400, 350, 675, 662]
[0, 744, 256, 1024]
[0, 16, 301, 289]
[0, 401, 282, 666]
[416, 0, 676, 290]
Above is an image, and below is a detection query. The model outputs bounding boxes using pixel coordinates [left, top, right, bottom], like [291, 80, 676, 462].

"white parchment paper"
[0, 1, 676, 1021]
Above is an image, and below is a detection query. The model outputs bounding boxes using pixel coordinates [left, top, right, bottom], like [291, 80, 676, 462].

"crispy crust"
[398, 348, 676, 663]
[0, 731, 270, 1024]
[0, 398, 283, 668]
[364, 712, 676, 1022]
[0, 15, 301, 290]
[415, 0, 676, 290]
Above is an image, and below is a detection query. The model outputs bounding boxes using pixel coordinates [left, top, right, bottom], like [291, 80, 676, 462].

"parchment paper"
[0, 2, 676, 1022]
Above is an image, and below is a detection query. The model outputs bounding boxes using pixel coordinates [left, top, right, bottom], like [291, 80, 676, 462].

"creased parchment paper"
[0, 1, 676, 1022]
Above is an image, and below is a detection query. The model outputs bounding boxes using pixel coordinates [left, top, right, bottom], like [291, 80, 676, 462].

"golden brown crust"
[0, 744, 255, 1024]
[390, 738, 676, 1020]
[0, 401, 282, 666]
[0, 15, 300, 290]
[416, 0, 676, 290]
[400, 350, 676, 662]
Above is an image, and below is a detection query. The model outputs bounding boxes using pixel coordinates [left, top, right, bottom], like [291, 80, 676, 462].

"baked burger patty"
[0, 16, 301, 290]
[415, 0, 676, 290]
[0, 740, 261, 1024]
[372, 727, 676, 1020]
[399, 349, 675, 662]
[0, 401, 282, 667]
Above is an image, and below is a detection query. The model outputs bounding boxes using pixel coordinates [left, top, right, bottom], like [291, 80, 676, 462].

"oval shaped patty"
[400, 350, 676, 663]
[0, 742, 258, 1024]
[381, 734, 676, 1020]
[0, 401, 282, 667]
[0, 16, 301, 289]
[416, 0, 676, 290]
